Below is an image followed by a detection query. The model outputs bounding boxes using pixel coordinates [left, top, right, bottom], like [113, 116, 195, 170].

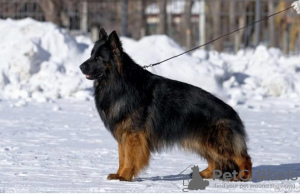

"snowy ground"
[0, 99, 300, 193]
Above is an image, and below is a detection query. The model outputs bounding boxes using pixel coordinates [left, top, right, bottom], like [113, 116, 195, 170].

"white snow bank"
[121, 35, 225, 98]
[214, 46, 300, 105]
[0, 18, 223, 102]
[0, 18, 300, 105]
[0, 18, 92, 102]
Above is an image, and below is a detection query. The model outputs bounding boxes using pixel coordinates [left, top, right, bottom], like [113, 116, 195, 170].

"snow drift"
[0, 18, 300, 105]
[0, 18, 93, 102]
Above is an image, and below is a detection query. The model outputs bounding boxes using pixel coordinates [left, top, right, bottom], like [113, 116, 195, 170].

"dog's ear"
[99, 28, 108, 41]
[108, 31, 122, 55]
[108, 31, 123, 73]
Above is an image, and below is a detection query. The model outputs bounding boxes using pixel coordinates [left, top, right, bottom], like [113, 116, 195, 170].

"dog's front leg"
[118, 132, 150, 181]
[107, 143, 124, 180]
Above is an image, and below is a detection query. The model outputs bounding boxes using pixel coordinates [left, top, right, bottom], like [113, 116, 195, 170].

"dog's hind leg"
[198, 150, 237, 180]
[107, 143, 125, 180]
[201, 120, 251, 181]
[233, 153, 252, 181]
[118, 131, 150, 181]
[200, 159, 215, 179]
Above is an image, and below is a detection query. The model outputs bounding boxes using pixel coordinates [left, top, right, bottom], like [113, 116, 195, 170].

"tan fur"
[107, 143, 125, 180]
[113, 118, 132, 142]
[200, 160, 215, 179]
[233, 155, 252, 181]
[180, 121, 252, 182]
[109, 116, 251, 181]
[108, 119, 150, 181]
[118, 131, 150, 181]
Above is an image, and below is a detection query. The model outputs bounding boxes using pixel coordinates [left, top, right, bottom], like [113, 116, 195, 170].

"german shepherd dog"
[79, 28, 252, 181]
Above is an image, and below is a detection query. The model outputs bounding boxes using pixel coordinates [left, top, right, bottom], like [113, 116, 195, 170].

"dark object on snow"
[79, 28, 252, 182]
[188, 166, 209, 190]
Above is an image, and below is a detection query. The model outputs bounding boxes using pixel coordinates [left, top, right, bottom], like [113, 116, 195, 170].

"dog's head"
[79, 28, 123, 80]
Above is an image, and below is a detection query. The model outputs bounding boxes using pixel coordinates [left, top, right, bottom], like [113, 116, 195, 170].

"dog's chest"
[95, 96, 126, 127]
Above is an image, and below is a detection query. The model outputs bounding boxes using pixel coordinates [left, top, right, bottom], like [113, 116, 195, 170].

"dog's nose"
[79, 64, 85, 71]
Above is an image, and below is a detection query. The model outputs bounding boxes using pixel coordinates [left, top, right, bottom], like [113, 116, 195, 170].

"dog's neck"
[93, 51, 151, 106]
[94, 52, 149, 89]
[93, 51, 151, 129]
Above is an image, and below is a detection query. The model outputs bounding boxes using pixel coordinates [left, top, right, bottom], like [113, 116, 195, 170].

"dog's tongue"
[85, 75, 90, 78]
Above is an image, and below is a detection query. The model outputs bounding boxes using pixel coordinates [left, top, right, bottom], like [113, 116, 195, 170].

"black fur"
[80, 29, 252, 181]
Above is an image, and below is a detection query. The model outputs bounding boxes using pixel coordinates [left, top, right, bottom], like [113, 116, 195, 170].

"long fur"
[80, 29, 252, 181]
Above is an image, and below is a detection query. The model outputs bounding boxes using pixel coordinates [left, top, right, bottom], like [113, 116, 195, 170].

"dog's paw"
[107, 174, 119, 180]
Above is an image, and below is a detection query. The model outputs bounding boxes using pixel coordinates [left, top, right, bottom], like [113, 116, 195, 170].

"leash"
[143, 5, 296, 69]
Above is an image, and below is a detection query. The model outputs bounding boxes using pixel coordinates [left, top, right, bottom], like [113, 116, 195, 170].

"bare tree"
[268, 0, 276, 48]
[229, 0, 237, 52]
[38, 0, 63, 26]
[157, 0, 167, 34]
[0, 0, 26, 18]
[182, 0, 194, 49]
[275, 1, 290, 54]
[211, 0, 223, 51]
[290, 17, 299, 52]
[128, 0, 148, 39]
[140, 0, 148, 37]
[234, 1, 247, 52]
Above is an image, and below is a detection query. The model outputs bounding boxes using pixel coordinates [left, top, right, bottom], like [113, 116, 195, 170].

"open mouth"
[85, 74, 94, 80]
[84, 73, 103, 80]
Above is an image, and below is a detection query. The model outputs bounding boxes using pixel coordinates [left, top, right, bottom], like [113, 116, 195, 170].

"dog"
[79, 28, 252, 181]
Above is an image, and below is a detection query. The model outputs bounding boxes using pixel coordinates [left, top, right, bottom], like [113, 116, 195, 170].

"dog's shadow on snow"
[136, 174, 191, 182]
[137, 163, 300, 182]
[252, 163, 300, 182]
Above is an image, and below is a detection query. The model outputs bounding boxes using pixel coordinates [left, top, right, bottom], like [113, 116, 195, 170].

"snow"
[0, 100, 300, 192]
[1, 18, 300, 107]
[0, 18, 93, 102]
[0, 18, 300, 192]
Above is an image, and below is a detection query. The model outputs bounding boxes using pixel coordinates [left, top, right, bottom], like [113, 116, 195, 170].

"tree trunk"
[0, 0, 26, 18]
[290, 18, 299, 52]
[140, 0, 148, 37]
[229, 0, 236, 50]
[211, 0, 223, 52]
[39, 0, 62, 26]
[122, 0, 128, 37]
[268, 0, 276, 48]
[235, 0, 247, 52]
[157, 0, 167, 34]
[198, 0, 206, 48]
[254, 0, 261, 46]
[182, 0, 194, 50]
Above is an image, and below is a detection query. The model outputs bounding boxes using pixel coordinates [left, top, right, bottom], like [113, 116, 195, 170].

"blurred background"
[0, 0, 299, 54]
